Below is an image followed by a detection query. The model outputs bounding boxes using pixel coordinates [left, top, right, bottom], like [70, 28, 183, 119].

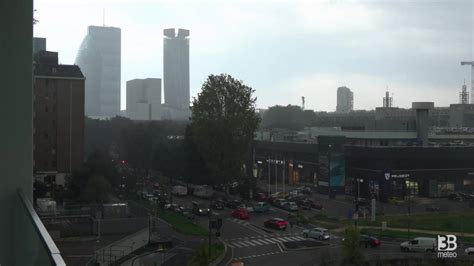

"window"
[45, 106, 48, 112]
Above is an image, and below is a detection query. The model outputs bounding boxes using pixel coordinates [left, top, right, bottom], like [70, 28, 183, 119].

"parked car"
[448, 193, 462, 201]
[425, 205, 440, 212]
[192, 201, 210, 216]
[359, 235, 381, 248]
[238, 203, 254, 212]
[297, 199, 323, 210]
[254, 202, 270, 213]
[225, 199, 241, 209]
[400, 237, 436, 252]
[255, 193, 268, 202]
[210, 200, 225, 210]
[264, 218, 288, 230]
[283, 202, 299, 212]
[302, 228, 330, 240]
[465, 247, 474, 255]
[273, 199, 287, 208]
[171, 185, 188, 196]
[231, 208, 249, 220]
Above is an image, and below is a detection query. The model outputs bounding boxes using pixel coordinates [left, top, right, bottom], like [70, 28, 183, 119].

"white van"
[400, 237, 436, 252]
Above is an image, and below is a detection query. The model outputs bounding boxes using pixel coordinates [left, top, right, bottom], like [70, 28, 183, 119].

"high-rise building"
[75, 26, 121, 118]
[336, 86, 353, 113]
[163, 28, 190, 119]
[126, 78, 162, 120]
[33, 51, 85, 186]
[33, 37, 46, 54]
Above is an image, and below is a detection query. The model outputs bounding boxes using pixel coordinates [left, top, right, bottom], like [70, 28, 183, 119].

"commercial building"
[34, 51, 85, 186]
[253, 101, 474, 201]
[75, 25, 121, 118]
[126, 78, 162, 120]
[33, 37, 46, 54]
[163, 28, 190, 120]
[336, 86, 353, 113]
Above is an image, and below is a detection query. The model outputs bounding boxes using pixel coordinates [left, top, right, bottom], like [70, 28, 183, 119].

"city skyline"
[33, 0, 473, 112]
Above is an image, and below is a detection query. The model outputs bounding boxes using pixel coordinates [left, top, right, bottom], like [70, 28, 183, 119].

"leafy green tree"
[190, 74, 260, 185]
[81, 175, 112, 203]
[341, 226, 365, 265]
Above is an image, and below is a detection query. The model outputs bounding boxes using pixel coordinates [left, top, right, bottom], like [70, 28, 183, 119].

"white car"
[303, 228, 330, 240]
[400, 237, 436, 252]
[465, 247, 474, 255]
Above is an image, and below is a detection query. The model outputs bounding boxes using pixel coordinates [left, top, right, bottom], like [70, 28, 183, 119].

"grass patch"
[156, 209, 208, 236]
[359, 211, 474, 234]
[188, 243, 225, 266]
[361, 228, 474, 243]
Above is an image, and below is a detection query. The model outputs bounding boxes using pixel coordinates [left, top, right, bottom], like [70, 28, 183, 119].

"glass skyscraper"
[75, 26, 121, 118]
[163, 28, 190, 112]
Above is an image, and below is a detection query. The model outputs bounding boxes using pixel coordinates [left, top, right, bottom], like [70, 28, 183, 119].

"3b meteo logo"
[437, 234, 457, 258]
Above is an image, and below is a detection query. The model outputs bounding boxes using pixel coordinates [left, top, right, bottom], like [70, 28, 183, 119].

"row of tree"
[66, 74, 260, 203]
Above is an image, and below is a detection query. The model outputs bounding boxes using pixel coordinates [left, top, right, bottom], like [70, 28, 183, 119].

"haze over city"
[33, 0, 473, 111]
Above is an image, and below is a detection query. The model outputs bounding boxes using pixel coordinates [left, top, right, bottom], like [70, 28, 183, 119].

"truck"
[171, 185, 188, 196]
[193, 185, 214, 199]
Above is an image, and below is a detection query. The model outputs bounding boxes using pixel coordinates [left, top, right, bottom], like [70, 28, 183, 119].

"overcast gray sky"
[34, 0, 473, 111]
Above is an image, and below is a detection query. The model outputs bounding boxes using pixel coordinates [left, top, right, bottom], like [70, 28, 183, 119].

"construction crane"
[461, 61, 474, 102]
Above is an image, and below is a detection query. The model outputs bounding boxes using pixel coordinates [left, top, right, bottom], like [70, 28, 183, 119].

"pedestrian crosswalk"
[224, 235, 306, 248]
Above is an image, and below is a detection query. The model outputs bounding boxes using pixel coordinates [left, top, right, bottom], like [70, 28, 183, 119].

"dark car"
[448, 193, 462, 201]
[255, 192, 268, 202]
[210, 200, 225, 210]
[360, 235, 381, 248]
[192, 201, 210, 216]
[264, 218, 289, 230]
[425, 205, 440, 212]
[297, 199, 322, 210]
[225, 199, 241, 209]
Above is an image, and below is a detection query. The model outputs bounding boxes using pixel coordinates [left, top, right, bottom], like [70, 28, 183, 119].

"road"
[171, 193, 474, 266]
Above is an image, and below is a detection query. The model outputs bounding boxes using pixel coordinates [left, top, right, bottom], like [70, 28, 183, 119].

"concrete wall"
[0, 0, 33, 263]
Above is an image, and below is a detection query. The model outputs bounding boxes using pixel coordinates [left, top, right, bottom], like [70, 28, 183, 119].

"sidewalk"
[95, 228, 150, 265]
[355, 226, 474, 238]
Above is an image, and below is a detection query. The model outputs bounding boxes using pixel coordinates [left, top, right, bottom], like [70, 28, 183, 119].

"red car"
[255, 192, 268, 202]
[264, 218, 288, 230]
[231, 208, 249, 220]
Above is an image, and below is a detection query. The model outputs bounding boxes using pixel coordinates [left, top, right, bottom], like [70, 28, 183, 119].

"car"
[283, 202, 299, 212]
[465, 247, 474, 255]
[400, 237, 436, 252]
[238, 203, 254, 212]
[448, 193, 462, 201]
[359, 235, 381, 248]
[192, 201, 210, 216]
[297, 199, 323, 210]
[264, 218, 288, 230]
[231, 208, 249, 220]
[273, 199, 287, 208]
[425, 205, 440, 212]
[210, 200, 225, 210]
[225, 199, 241, 209]
[164, 203, 180, 211]
[255, 192, 268, 202]
[302, 228, 330, 240]
[254, 202, 270, 213]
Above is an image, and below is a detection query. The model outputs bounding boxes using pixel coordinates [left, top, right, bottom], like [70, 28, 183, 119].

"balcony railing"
[17, 189, 66, 265]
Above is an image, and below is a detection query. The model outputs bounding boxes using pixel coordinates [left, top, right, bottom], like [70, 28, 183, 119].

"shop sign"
[384, 173, 410, 180]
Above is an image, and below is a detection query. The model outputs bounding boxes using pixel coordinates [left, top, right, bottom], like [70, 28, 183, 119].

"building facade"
[336, 86, 353, 113]
[33, 37, 46, 54]
[163, 28, 190, 120]
[126, 78, 162, 120]
[75, 25, 121, 118]
[34, 51, 85, 185]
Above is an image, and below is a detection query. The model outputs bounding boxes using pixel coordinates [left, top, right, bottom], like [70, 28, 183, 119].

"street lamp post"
[282, 159, 286, 194]
[274, 157, 278, 193]
[267, 158, 271, 196]
[327, 145, 332, 199]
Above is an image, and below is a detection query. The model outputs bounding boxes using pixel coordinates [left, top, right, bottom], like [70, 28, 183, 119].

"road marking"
[252, 239, 267, 245]
[248, 240, 261, 246]
[287, 236, 302, 241]
[232, 242, 245, 248]
[279, 237, 294, 242]
[258, 239, 274, 244]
